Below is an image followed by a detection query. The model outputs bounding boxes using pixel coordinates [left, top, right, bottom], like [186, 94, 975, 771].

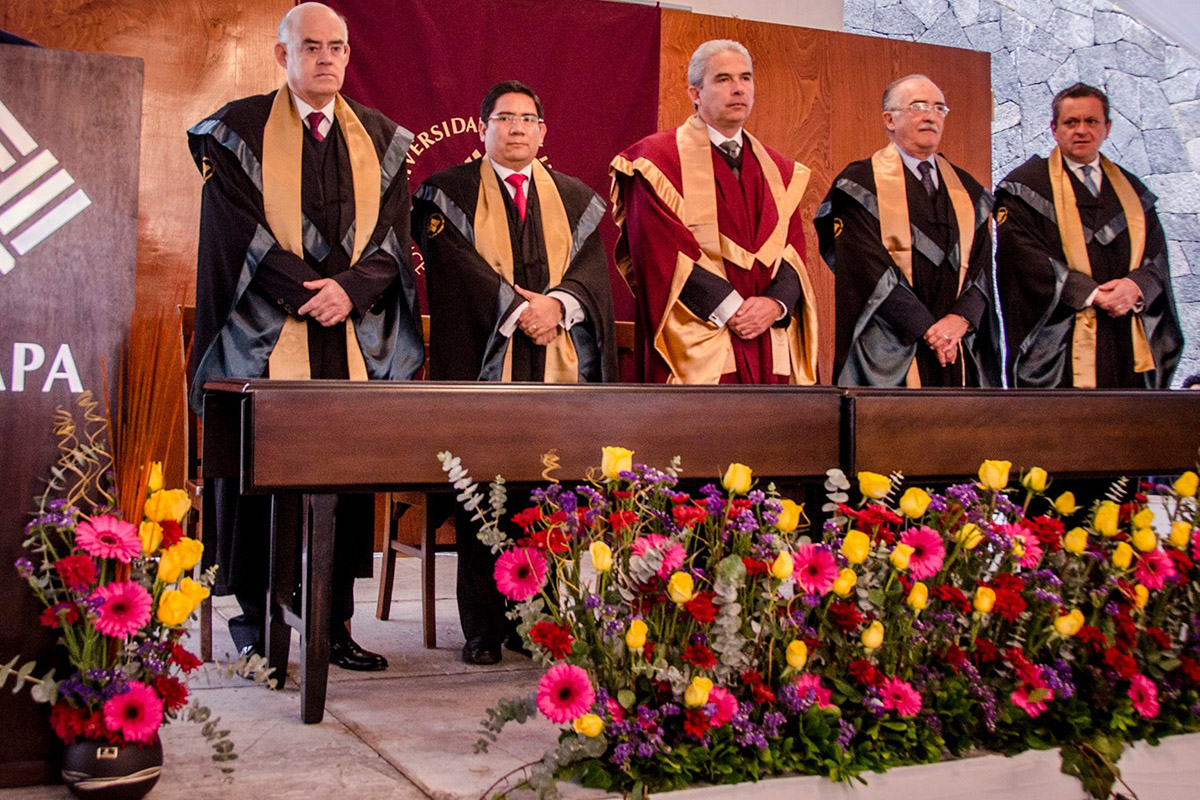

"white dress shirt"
[293, 93, 334, 140]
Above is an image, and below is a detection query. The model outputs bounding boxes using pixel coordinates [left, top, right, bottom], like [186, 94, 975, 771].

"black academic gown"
[187, 92, 422, 635]
[816, 156, 1000, 387]
[995, 155, 1182, 388]
[412, 159, 617, 645]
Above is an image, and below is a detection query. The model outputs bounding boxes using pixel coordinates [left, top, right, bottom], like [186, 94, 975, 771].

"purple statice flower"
[801, 593, 823, 608]
[993, 494, 1020, 515]
[636, 741, 658, 759]
[576, 485, 606, 507]
[925, 715, 943, 734]
[14, 558, 34, 578]
[912, 618, 931, 634]
[823, 520, 842, 536]
[1103, 602, 1119, 616]
[927, 495, 948, 513]
[946, 483, 979, 506]
[659, 702, 680, 717]
[1045, 660, 1076, 700]
[1033, 588, 1062, 604]
[690, 632, 709, 645]
[863, 691, 886, 720]
[748, 490, 766, 506]
[584, 594, 601, 610]
[778, 683, 809, 714]
[558, 491, 578, 513]
[594, 687, 610, 708]
[758, 533, 776, 548]
[762, 711, 785, 738]
[837, 718, 856, 749]
[735, 510, 758, 533]
[637, 705, 659, 723]
[612, 742, 634, 766]
[1027, 569, 1063, 586]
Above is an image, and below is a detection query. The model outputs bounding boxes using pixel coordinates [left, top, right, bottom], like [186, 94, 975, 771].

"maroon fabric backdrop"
[330, 0, 662, 321]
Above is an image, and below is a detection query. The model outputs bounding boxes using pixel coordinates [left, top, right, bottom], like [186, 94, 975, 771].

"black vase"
[61, 738, 163, 800]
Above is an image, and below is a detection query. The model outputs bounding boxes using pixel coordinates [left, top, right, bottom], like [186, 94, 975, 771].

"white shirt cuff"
[709, 290, 744, 327]
[499, 300, 529, 338]
[773, 299, 788, 321]
[1084, 288, 1099, 308]
[547, 290, 584, 330]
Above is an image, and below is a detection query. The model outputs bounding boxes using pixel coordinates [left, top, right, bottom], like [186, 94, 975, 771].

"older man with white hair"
[187, 2, 422, 671]
[816, 74, 1000, 387]
[611, 39, 819, 384]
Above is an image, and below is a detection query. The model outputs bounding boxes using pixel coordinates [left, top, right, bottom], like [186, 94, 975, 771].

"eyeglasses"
[299, 42, 347, 57]
[888, 102, 950, 117]
[487, 113, 543, 128]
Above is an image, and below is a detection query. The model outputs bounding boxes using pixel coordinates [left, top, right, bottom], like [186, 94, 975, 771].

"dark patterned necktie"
[718, 139, 742, 178]
[918, 160, 937, 199]
[306, 111, 326, 142]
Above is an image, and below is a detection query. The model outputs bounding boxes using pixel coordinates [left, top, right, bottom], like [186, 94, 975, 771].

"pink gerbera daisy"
[793, 543, 838, 595]
[74, 515, 141, 563]
[708, 685, 739, 727]
[103, 681, 163, 744]
[493, 547, 548, 601]
[1135, 549, 1177, 590]
[879, 676, 922, 716]
[90, 580, 152, 638]
[630, 534, 685, 578]
[536, 663, 596, 724]
[1129, 674, 1160, 718]
[1011, 670, 1054, 718]
[794, 673, 834, 709]
[900, 526, 946, 580]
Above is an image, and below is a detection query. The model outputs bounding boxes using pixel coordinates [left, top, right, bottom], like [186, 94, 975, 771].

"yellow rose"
[1133, 584, 1150, 609]
[1094, 501, 1120, 537]
[974, 586, 996, 614]
[890, 543, 914, 571]
[776, 499, 802, 533]
[625, 619, 648, 650]
[1175, 471, 1199, 498]
[590, 541, 613, 573]
[573, 713, 604, 737]
[1112, 541, 1134, 570]
[899, 487, 931, 519]
[1054, 491, 1078, 515]
[157, 548, 184, 584]
[857, 471, 891, 500]
[684, 676, 713, 708]
[144, 488, 191, 524]
[956, 523, 983, 550]
[667, 572, 695, 604]
[1170, 521, 1193, 549]
[1132, 508, 1155, 529]
[722, 463, 753, 495]
[170, 538, 204, 572]
[841, 530, 871, 564]
[156, 589, 192, 627]
[1054, 609, 1084, 637]
[1021, 467, 1048, 493]
[138, 521, 163, 555]
[1064, 527, 1089, 555]
[1132, 527, 1158, 553]
[600, 446, 634, 480]
[907, 581, 928, 611]
[771, 550, 795, 580]
[833, 568, 858, 597]
[861, 621, 884, 650]
[786, 640, 808, 670]
[179, 577, 210, 608]
[978, 460, 1011, 491]
[146, 461, 164, 493]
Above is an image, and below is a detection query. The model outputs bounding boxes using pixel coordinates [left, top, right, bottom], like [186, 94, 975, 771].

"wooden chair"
[180, 305, 213, 662]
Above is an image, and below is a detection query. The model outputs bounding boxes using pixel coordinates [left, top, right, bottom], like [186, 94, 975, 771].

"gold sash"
[651, 115, 816, 383]
[1048, 148, 1153, 388]
[474, 158, 579, 382]
[261, 86, 378, 381]
[871, 143, 975, 388]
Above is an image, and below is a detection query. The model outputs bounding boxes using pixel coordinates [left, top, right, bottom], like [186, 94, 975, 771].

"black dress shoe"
[329, 635, 388, 671]
[462, 637, 502, 665]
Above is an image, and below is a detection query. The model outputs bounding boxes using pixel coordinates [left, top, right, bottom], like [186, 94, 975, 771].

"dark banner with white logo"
[330, 0, 662, 319]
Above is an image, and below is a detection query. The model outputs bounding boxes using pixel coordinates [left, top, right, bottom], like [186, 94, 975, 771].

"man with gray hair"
[611, 39, 818, 384]
[187, 1, 422, 671]
[815, 74, 1000, 387]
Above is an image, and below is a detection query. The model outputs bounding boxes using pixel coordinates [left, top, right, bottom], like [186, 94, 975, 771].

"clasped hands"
[923, 313, 969, 367]
[728, 296, 780, 340]
[1092, 277, 1141, 318]
[298, 278, 352, 326]
[515, 284, 562, 346]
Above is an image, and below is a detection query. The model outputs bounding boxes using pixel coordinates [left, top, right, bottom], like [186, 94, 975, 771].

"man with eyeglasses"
[413, 80, 617, 665]
[611, 40, 819, 384]
[187, 2, 422, 672]
[815, 74, 1000, 388]
[994, 82, 1181, 388]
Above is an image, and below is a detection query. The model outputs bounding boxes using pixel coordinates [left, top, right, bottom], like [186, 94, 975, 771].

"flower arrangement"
[442, 448, 1200, 799]
[2, 402, 233, 768]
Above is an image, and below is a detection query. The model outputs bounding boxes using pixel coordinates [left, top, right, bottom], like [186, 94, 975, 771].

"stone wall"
[844, 0, 1200, 384]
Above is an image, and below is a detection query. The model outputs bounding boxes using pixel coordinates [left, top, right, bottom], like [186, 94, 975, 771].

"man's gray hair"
[278, 2, 349, 45]
[687, 39, 752, 87]
[882, 74, 935, 111]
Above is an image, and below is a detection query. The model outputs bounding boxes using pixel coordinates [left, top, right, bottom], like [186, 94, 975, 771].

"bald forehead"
[895, 78, 944, 105]
[280, 3, 348, 44]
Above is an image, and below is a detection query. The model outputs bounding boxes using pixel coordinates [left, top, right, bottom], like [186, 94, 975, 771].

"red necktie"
[307, 111, 326, 142]
[505, 173, 527, 222]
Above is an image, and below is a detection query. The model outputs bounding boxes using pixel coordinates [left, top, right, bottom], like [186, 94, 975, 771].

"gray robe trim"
[188, 118, 263, 192]
[415, 184, 474, 247]
[571, 194, 607, 264]
[380, 126, 413, 193]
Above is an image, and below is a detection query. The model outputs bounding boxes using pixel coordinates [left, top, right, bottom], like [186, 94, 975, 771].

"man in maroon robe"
[610, 39, 818, 384]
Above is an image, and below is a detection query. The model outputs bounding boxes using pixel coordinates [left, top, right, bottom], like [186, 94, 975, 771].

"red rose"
[1167, 548, 1193, 578]
[608, 510, 638, 531]
[991, 573, 1025, 593]
[54, 554, 97, 591]
[1114, 615, 1138, 649]
[170, 643, 203, 673]
[153, 675, 189, 712]
[939, 643, 967, 672]
[1180, 655, 1200, 683]
[519, 527, 570, 554]
[160, 520, 184, 549]
[511, 507, 542, 530]
[972, 638, 1000, 665]
[931, 585, 971, 616]
[683, 708, 709, 739]
[49, 702, 87, 744]
[1077, 625, 1108, 653]
[992, 588, 1027, 622]
[849, 658, 883, 686]
[828, 601, 864, 631]
[684, 591, 717, 624]
[742, 557, 771, 578]
[683, 643, 716, 670]
[1026, 516, 1064, 552]
[1144, 626, 1172, 650]
[530, 620, 575, 660]
[1103, 647, 1139, 679]
[672, 504, 708, 529]
[39, 602, 79, 628]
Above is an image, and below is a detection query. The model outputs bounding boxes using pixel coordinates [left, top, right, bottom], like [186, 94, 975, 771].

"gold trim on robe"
[1048, 147, 1152, 388]
[261, 86, 380, 381]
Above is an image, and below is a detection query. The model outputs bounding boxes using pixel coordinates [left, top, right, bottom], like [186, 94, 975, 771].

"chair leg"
[421, 499, 436, 649]
[376, 496, 399, 620]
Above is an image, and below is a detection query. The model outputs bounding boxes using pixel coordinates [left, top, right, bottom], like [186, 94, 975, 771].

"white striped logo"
[0, 97, 91, 276]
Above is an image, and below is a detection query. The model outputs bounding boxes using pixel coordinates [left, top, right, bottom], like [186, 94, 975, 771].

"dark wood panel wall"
[658, 9, 993, 376]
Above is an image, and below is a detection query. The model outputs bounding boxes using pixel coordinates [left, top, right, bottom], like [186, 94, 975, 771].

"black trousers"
[454, 506, 516, 644]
